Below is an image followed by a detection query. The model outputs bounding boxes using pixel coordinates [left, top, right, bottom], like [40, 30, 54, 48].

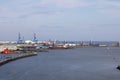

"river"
[0, 47, 120, 80]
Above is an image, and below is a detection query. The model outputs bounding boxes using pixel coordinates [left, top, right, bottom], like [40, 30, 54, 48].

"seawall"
[0, 52, 37, 66]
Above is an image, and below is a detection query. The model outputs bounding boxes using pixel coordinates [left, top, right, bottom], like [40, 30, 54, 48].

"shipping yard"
[0, 40, 120, 66]
[0, 33, 120, 80]
[0, 33, 120, 67]
[1, 0, 120, 79]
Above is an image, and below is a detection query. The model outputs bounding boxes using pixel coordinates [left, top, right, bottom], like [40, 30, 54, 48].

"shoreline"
[0, 52, 37, 66]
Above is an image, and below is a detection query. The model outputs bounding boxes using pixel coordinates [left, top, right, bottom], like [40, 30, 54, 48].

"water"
[0, 47, 120, 80]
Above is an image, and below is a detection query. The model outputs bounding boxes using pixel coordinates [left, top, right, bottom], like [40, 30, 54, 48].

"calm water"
[0, 47, 120, 80]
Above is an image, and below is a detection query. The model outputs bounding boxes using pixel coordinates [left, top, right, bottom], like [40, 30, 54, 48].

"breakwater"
[0, 52, 37, 66]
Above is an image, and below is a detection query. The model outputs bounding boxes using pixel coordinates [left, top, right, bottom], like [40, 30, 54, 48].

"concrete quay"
[0, 43, 48, 52]
[0, 52, 37, 66]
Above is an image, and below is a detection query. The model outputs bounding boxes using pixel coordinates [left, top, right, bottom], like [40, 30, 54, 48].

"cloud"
[0, 7, 18, 18]
[99, 9, 120, 17]
[100, 0, 120, 7]
[18, 11, 60, 18]
[95, 0, 120, 17]
[40, 0, 92, 8]
[0, 0, 120, 18]
[0, 0, 94, 19]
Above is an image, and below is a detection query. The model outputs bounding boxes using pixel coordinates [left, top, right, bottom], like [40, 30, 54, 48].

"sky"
[0, 0, 120, 41]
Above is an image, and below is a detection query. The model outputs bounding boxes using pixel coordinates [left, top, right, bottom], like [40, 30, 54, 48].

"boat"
[17, 45, 48, 52]
[49, 45, 69, 49]
[116, 65, 120, 70]
[1, 48, 17, 54]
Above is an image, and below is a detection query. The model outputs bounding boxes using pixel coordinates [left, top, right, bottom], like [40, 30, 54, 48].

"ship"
[1, 48, 17, 54]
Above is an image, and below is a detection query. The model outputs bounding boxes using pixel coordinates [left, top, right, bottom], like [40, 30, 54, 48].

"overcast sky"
[0, 0, 120, 41]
